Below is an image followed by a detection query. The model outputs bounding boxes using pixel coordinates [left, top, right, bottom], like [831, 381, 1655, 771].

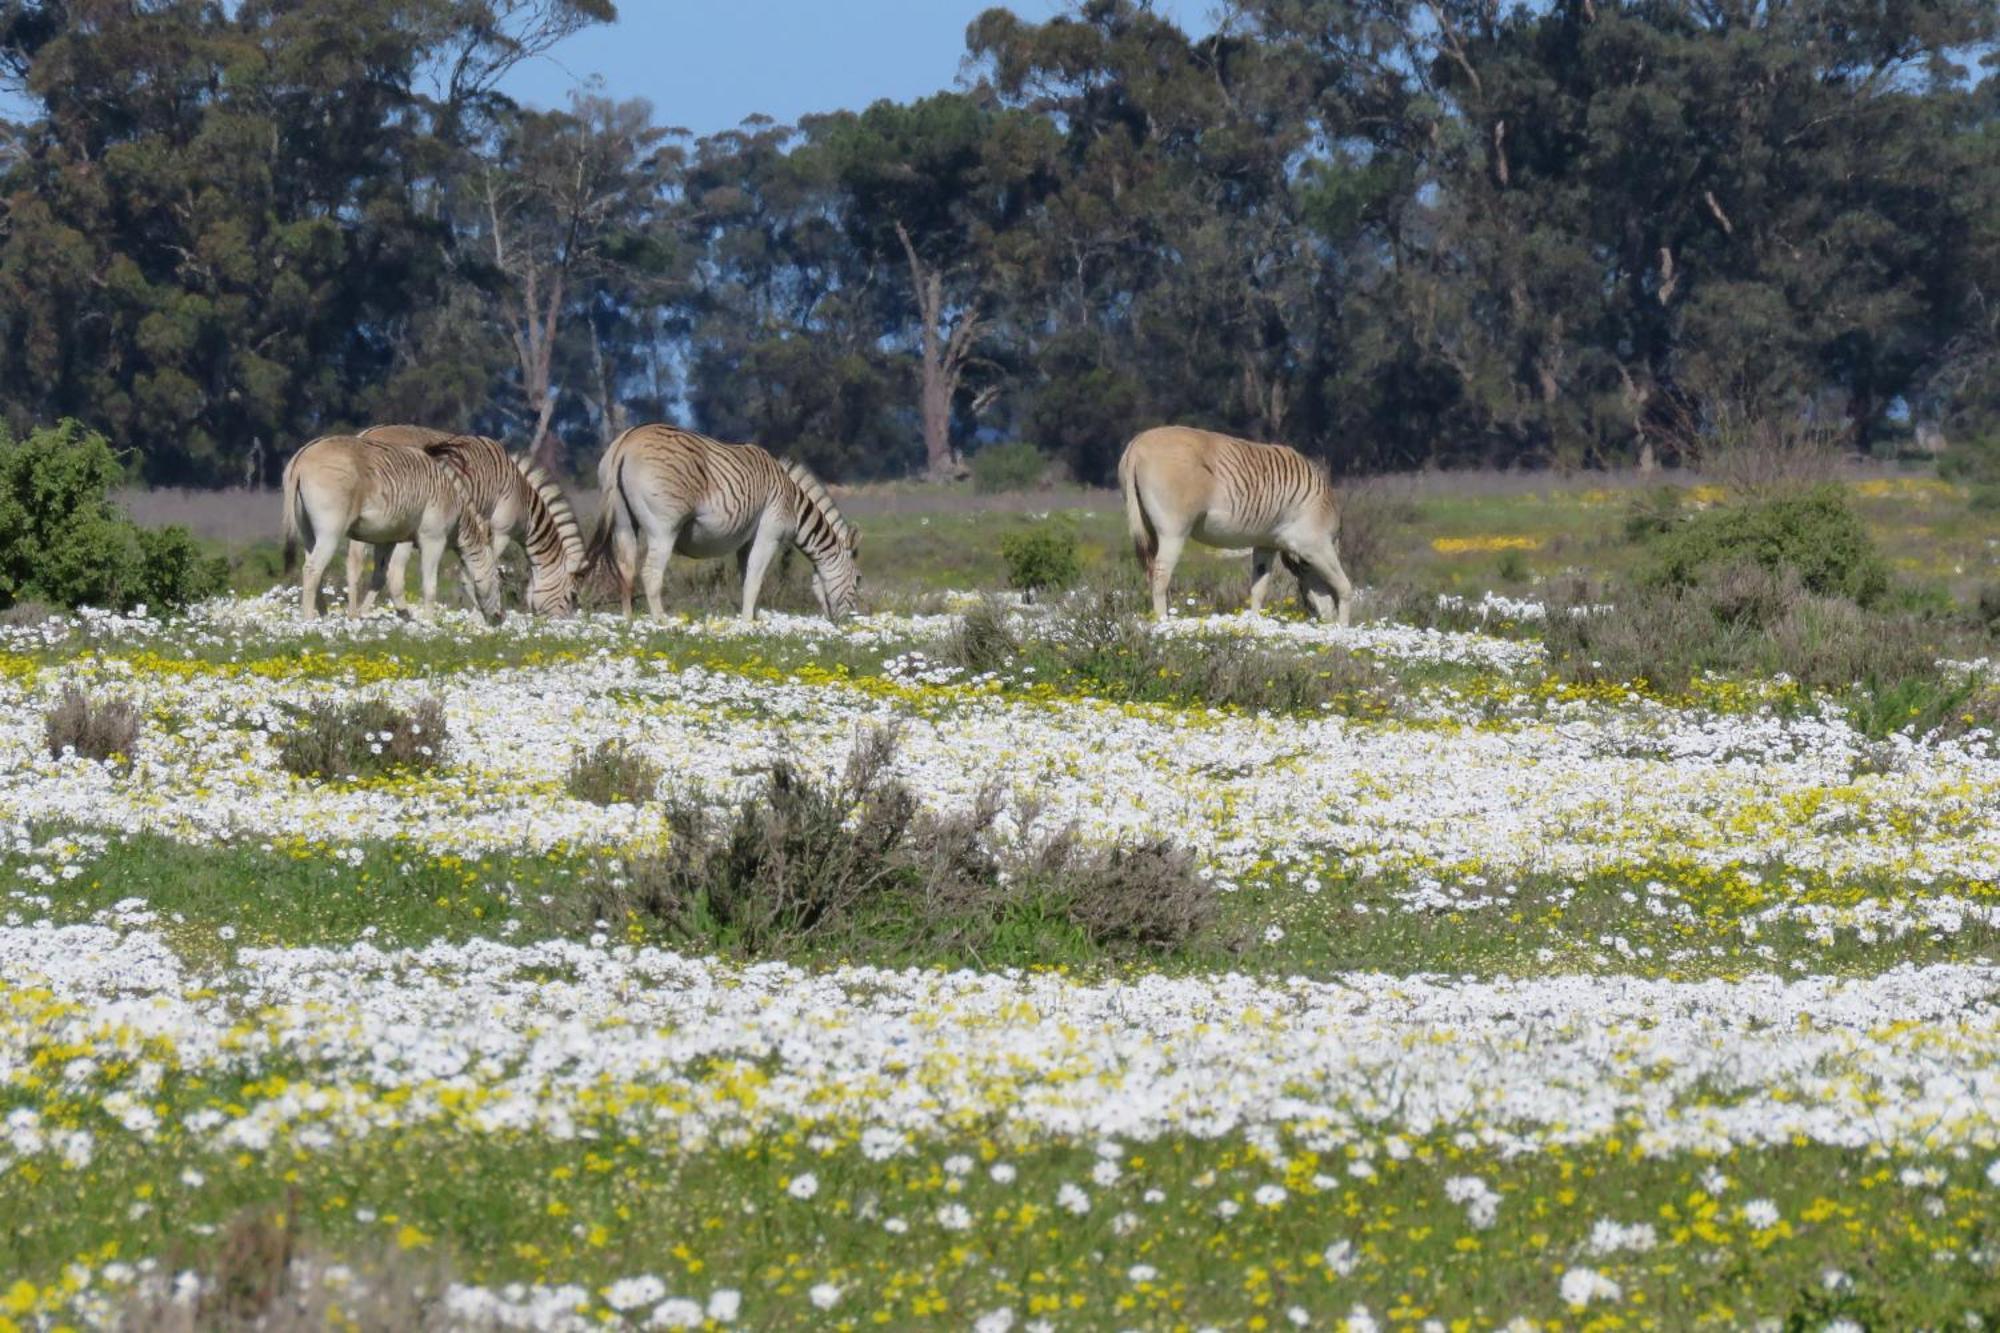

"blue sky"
[498, 1, 1212, 135]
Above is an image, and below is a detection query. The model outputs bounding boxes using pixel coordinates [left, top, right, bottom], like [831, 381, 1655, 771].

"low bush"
[999, 523, 1082, 598]
[0, 420, 225, 613]
[1544, 564, 1953, 702]
[1038, 588, 1395, 715]
[970, 441, 1052, 494]
[584, 729, 1214, 962]
[566, 738, 665, 805]
[276, 697, 448, 781]
[949, 596, 1019, 673]
[1639, 486, 1889, 607]
[44, 687, 140, 769]
[1335, 479, 1416, 588]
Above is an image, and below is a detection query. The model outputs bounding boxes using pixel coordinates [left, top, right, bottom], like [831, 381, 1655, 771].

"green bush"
[0, 420, 224, 613]
[566, 738, 664, 806]
[970, 441, 1051, 494]
[1639, 486, 1890, 607]
[999, 523, 1082, 597]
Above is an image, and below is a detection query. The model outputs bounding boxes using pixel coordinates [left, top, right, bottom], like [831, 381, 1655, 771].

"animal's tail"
[280, 450, 304, 572]
[579, 438, 636, 601]
[1117, 439, 1157, 568]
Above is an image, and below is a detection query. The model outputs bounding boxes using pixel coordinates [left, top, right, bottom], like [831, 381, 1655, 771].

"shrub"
[1977, 584, 2000, 635]
[1042, 588, 1394, 715]
[1000, 523, 1082, 598]
[1496, 548, 1530, 583]
[566, 738, 664, 806]
[1335, 479, 1416, 588]
[1640, 486, 1890, 607]
[1622, 487, 1685, 542]
[1544, 565, 1948, 697]
[971, 441, 1051, 494]
[587, 729, 1214, 962]
[950, 596, 1019, 674]
[277, 697, 448, 781]
[0, 420, 224, 613]
[44, 687, 140, 769]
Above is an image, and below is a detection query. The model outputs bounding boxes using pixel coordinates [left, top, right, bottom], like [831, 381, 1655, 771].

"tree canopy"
[0, 0, 1993, 485]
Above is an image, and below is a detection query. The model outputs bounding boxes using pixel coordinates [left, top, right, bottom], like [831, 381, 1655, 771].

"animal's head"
[526, 563, 579, 618]
[454, 512, 506, 627]
[812, 544, 861, 622]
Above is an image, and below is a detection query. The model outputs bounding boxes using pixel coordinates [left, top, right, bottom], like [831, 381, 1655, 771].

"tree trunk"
[896, 221, 980, 481]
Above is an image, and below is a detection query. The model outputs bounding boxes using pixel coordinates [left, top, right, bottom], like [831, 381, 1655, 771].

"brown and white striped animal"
[586, 424, 860, 622]
[1119, 425, 1354, 625]
[281, 435, 505, 623]
[354, 424, 585, 616]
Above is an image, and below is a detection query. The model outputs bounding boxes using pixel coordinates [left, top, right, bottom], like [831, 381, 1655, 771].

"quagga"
[354, 424, 585, 616]
[1119, 425, 1355, 625]
[586, 424, 861, 622]
[281, 434, 505, 623]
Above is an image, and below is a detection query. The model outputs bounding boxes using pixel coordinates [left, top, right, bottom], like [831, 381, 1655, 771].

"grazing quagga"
[1119, 424, 1355, 625]
[281, 434, 504, 624]
[587, 424, 860, 622]
[354, 424, 585, 616]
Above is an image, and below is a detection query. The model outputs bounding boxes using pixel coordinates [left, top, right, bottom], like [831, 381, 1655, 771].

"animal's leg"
[384, 542, 414, 609]
[358, 543, 395, 618]
[738, 527, 783, 622]
[347, 541, 374, 611]
[614, 524, 639, 618]
[1248, 547, 1278, 614]
[417, 532, 447, 618]
[300, 536, 340, 620]
[1149, 531, 1186, 619]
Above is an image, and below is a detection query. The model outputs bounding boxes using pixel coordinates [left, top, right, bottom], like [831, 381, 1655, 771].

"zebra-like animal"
[586, 424, 861, 622]
[281, 434, 505, 624]
[354, 425, 585, 616]
[1119, 424, 1354, 625]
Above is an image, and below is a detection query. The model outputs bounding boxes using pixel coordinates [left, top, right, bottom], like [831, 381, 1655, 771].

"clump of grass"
[949, 596, 1019, 673]
[276, 697, 447, 781]
[44, 686, 139, 769]
[566, 737, 664, 805]
[583, 729, 1214, 963]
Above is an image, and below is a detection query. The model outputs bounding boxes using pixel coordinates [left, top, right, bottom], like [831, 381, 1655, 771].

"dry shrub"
[111, 1203, 457, 1331]
[1031, 833, 1214, 952]
[1546, 564, 1946, 696]
[44, 686, 139, 769]
[276, 696, 447, 781]
[1694, 402, 1842, 497]
[950, 596, 1019, 673]
[566, 737, 664, 805]
[586, 729, 1214, 960]
[1336, 476, 1418, 588]
[1, 599, 55, 626]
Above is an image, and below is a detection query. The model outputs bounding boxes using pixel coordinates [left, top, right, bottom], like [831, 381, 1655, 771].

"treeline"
[0, 0, 1995, 487]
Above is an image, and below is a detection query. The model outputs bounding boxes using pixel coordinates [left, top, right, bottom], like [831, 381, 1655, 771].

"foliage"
[565, 737, 664, 806]
[1543, 565, 1963, 712]
[950, 597, 1020, 674]
[43, 687, 140, 770]
[276, 698, 449, 782]
[595, 729, 1212, 960]
[970, 441, 1052, 494]
[0, 420, 224, 612]
[999, 524, 1082, 597]
[1640, 488, 1891, 607]
[1, 1, 1993, 483]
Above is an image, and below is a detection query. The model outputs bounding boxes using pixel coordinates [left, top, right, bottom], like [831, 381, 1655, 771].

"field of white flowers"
[4, 591, 2000, 1330]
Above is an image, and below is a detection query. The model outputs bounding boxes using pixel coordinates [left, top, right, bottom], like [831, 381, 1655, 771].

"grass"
[7, 1118, 1998, 1329]
[13, 828, 1998, 984]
